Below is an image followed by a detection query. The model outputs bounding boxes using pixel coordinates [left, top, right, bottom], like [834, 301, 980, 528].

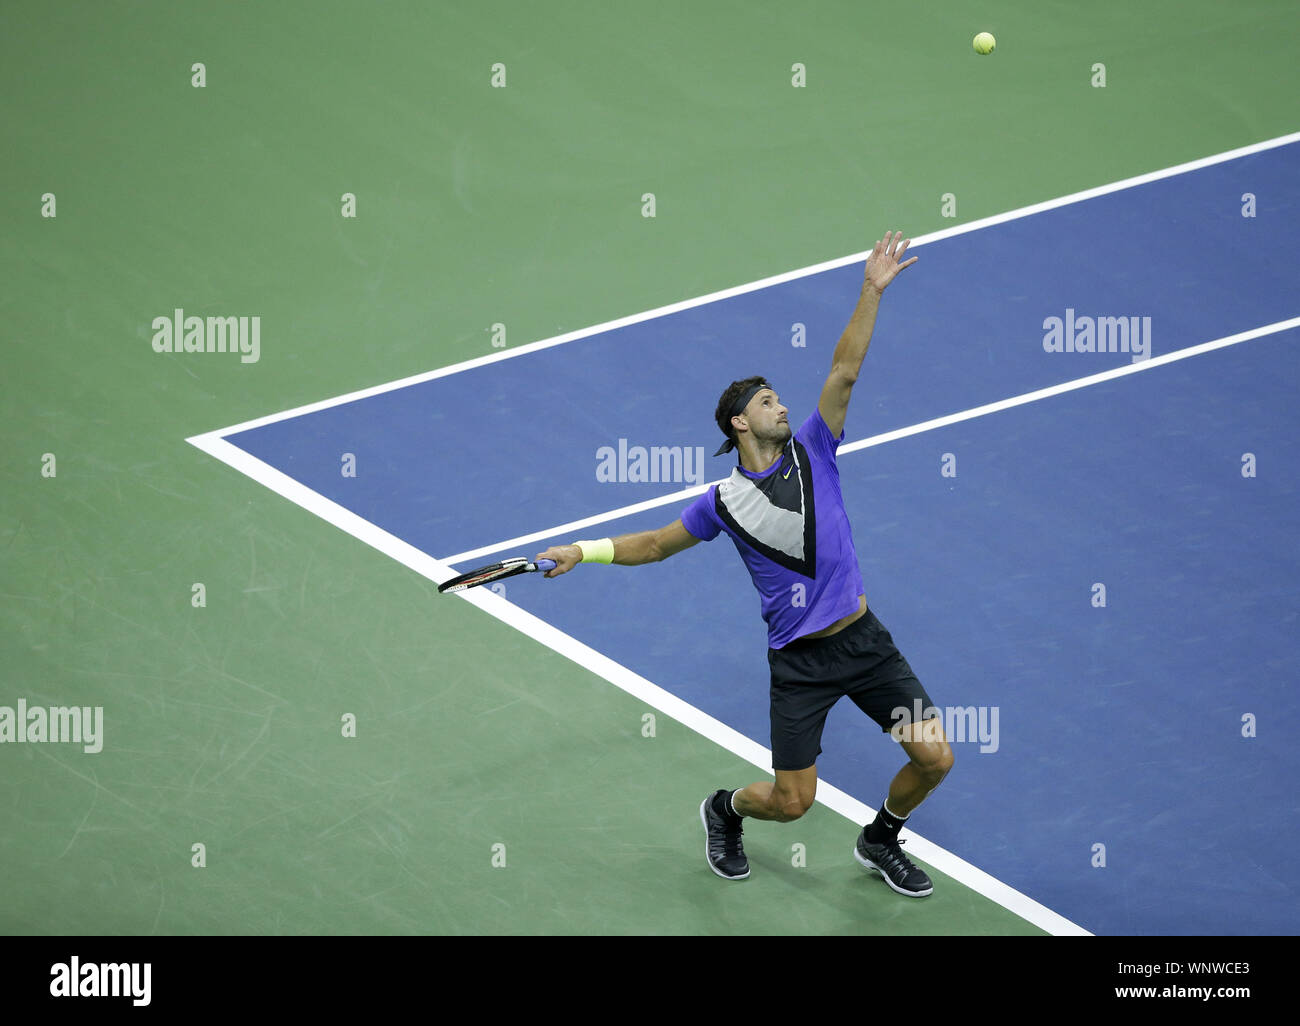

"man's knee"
[770, 765, 817, 822]
[773, 788, 816, 822]
[914, 740, 954, 784]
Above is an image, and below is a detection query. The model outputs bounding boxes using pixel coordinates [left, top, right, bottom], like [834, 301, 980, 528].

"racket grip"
[536, 558, 557, 572]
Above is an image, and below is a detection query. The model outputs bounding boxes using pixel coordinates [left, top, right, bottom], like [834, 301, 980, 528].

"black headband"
[713, 381, 772, 456]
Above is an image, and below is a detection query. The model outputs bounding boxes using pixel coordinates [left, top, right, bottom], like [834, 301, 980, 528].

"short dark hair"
[714, 375, 769, 443]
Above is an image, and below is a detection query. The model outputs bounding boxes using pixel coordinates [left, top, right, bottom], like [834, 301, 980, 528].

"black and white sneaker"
[854, 829, 933, 897]
[700, 790, 750, 880]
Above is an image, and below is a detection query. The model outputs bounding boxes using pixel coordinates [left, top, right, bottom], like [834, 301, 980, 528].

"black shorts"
[767, 606, 936, 772]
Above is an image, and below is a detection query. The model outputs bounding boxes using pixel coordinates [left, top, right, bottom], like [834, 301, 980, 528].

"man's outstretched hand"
[863, 230, 918, 294]
[535, 544, 582, 577]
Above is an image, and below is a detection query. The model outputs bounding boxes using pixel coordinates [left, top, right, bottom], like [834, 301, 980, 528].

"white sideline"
[185, 429, 1090, 934]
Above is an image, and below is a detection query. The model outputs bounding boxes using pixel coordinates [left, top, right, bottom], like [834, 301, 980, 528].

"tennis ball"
[973, 31, 996, 55]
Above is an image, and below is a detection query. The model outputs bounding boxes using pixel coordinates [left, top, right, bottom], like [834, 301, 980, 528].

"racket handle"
[536, 558, 557, 572]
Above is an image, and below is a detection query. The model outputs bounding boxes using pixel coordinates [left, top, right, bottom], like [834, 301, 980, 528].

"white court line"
[185, 134, 1300, 936]
[441, 315, 1300, 567]
[187, 130, 1300, 443]
[184, 428, 1089, 935]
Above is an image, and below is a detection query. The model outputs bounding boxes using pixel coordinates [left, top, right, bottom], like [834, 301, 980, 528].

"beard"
[754, 420, 792, 447]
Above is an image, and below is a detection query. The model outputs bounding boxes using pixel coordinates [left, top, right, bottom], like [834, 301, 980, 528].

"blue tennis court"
[209, 139, 1300, 935]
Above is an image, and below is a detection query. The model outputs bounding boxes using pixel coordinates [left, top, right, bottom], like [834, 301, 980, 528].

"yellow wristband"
[574, 538, 615, 564]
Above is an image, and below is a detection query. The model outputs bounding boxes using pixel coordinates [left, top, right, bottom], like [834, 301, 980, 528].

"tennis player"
[536, 232, 952, 897]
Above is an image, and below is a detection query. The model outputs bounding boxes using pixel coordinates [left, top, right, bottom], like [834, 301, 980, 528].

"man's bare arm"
[536, 519, 700, 577]
[818, 230, 917, 438]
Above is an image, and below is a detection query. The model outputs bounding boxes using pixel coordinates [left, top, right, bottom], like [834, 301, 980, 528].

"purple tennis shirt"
[680, 407, 865, 649]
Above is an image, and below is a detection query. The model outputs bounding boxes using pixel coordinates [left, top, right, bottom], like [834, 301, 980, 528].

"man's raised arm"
[818, 230, 918, 438]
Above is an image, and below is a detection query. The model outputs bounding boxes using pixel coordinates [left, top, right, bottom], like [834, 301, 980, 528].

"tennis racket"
[437, 557, 557, 594]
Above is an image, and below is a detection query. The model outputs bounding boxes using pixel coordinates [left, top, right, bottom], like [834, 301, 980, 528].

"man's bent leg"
[854, 718, 951, 897]
[889, 715, 954, 816]
[733, 765, 818, 822]
[700, 767, 817, 880]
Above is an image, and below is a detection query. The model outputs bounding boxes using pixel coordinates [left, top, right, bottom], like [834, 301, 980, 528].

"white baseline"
[188, 130, 1300, 442]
